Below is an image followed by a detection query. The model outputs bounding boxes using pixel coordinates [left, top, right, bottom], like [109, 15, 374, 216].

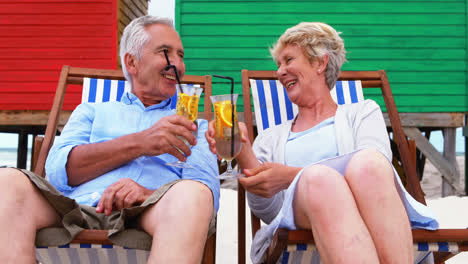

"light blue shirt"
[285, 117, 337, 167]
[45, 91, 220, 211]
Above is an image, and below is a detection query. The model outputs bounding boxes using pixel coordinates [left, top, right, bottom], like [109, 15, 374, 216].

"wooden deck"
[0, 110, 465, 196]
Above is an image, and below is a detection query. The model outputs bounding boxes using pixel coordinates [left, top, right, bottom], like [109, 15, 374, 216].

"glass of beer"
[211, 94, 242, 179]
[166, 84, 203, 169]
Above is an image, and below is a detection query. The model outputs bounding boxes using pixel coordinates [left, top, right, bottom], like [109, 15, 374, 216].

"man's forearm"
[66, 133, 143, 186]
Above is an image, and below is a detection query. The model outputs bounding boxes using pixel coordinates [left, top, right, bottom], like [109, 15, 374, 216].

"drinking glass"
[211, 94, 243, 179]
[166, 84, 203, 168]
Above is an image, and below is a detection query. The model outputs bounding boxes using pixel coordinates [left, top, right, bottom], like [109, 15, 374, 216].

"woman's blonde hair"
[270, 22, 346, 90]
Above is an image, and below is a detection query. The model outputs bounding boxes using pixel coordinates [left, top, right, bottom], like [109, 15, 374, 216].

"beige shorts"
[17, 168, 216, 250]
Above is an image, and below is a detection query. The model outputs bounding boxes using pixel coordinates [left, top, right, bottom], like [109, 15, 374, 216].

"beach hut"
[174, 0, 467, 195]
[0, 0, 148, 168]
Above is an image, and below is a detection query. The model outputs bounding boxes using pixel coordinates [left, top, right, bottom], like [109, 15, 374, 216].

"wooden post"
[16, 130, 28, 169]
[442, 128, 459, 196]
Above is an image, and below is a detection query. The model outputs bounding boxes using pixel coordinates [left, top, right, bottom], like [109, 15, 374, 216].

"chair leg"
[202, 233, 216, 264]
[433, 252, 454, 264]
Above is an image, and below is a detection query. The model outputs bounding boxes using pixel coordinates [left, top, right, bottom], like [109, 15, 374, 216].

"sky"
[148, 0, 174, 21]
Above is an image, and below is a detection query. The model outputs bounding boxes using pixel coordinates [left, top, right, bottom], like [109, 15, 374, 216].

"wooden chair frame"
[238, 69, 468, 264]
[32, 65, 216, 264]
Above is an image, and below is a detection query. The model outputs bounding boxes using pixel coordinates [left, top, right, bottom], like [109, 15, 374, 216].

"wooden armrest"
[32, 135, 44, 172]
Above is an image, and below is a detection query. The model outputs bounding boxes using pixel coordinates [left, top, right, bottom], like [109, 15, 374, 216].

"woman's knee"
[298, 165, 345, 205]
[345, 149, 393, 187]
[294, 165, 349, 228]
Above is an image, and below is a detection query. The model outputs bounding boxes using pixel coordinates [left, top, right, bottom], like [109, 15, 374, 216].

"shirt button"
[91, 192, 100, 200]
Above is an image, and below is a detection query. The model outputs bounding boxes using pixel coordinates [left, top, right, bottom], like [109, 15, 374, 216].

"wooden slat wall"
[117, 0, 148, 67]
[177, 0, 468, 113]
[0, 0, 117, 111]
[0, 0, 148, 111]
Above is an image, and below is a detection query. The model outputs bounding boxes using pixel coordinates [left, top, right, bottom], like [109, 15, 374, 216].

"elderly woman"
[207, 22, 437, 263]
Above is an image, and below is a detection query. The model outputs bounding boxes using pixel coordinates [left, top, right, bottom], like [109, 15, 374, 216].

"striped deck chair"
[80, 77, 178, 108]
[32, 65, 216, 264]
[238, 69, 468, 264]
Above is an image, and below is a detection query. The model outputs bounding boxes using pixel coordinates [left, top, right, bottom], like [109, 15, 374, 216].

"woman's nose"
[277, 65, 286, 76]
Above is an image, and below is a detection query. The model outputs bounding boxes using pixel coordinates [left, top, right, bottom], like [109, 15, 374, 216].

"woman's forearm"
[236, 140, 260, 170]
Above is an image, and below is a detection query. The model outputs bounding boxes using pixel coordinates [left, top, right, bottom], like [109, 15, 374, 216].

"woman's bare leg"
[293, 165, 379, 264]
[345, 149, 413, 264]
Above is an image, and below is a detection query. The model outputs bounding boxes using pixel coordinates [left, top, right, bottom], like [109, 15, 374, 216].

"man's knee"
[139, 180, 214, 234]
[158, 180, 213, 210]
[0, 168, 33, 200]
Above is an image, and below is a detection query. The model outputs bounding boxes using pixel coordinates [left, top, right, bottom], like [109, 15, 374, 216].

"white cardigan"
[247, 99, 438, 263]
[248, 99, 391, 223]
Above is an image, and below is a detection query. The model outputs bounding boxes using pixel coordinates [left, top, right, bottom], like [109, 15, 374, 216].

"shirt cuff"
[45, 144, 77, 193]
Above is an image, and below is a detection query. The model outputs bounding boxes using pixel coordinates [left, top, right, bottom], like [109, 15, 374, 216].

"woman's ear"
[318, 53, 329, 73]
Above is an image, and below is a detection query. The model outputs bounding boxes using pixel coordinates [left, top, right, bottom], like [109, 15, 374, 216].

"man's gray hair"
[119, 15, 174, 83]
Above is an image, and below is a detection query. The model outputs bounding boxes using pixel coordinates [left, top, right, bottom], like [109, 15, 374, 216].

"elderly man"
[0, 15, 219, 263]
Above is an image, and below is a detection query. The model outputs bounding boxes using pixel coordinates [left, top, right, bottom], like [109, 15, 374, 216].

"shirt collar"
[121, 91, 173, 110]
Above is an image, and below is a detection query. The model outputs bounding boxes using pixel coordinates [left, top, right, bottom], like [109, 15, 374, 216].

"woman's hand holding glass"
[240, 163, 301, 198]
[209, 94, 244, 179]
[206, 120, 250, 157]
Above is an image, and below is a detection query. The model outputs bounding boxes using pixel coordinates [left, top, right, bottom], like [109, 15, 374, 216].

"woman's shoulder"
[257, 121, 292, 139]
[337, 99, 381, 113]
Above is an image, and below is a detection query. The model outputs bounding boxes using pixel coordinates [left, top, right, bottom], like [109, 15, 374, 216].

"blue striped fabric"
[281, 251, 290, 264]
[283, 85, 295, 121]
[418, 242, 429, 251]
[82, 78, 178, 107]
[269, 80, 282, 126]
[249, 79, 364, 133]
[438, 242, 449, 252]
[255, 79, 270, 131]
[296, 243, 307, 251]
[36, 244, 151, 264]
[284, 242, 459, 253]
[281, 242, 458, 264]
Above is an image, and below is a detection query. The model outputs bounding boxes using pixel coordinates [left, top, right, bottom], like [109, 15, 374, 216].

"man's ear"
[124, 53, 137, 75]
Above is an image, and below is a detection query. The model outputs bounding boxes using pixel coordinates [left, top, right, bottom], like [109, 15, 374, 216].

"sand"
[422, 156, 468, 263]
[216, 155, 468, 263]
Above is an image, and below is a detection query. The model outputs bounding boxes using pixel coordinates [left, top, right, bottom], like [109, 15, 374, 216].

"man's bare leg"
[0, 168, 61, 263]
[138, 180, 214, 264]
